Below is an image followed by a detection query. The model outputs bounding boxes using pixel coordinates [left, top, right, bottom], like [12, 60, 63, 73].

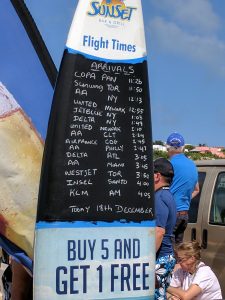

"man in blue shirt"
[166, 132, 199, 244]
[154, 158, 177, 300]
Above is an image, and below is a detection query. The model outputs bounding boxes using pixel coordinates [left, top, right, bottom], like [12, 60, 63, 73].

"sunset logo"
[102, 0, 126, 8]
[87, 0, 136, 21]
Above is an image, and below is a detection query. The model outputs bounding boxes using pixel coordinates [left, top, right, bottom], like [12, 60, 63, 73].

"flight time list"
[39, 53, 154, 222]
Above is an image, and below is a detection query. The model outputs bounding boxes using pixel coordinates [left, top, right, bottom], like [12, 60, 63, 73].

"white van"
[184, 159, 225, 296]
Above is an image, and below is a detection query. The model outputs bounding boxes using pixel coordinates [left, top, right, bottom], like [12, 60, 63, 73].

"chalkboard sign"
[34, 2, 155, 299]
[37, 52, 154, 222]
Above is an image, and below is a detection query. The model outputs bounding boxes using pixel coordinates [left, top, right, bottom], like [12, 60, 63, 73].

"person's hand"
[168, 296, 180, 300]
[167, 292, 180, 299]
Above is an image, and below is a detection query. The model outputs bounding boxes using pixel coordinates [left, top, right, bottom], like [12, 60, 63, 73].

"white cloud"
[149, 0, 225, 75]
[150, 0, 220, 34]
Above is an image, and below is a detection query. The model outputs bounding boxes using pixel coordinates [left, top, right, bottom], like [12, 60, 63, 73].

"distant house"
[153, 145, 167, 152]
[191, 146, 225, 158]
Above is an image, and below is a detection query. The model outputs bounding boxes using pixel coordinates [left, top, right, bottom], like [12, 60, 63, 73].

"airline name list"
[63, 56, 153, 219]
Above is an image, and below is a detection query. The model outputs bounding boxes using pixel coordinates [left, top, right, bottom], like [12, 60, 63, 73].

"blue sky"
[145, 0, 225, 146]
[2, 0, 225, 146]
[0, 0, 53, 138]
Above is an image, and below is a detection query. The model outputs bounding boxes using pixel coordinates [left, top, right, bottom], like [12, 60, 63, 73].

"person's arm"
[11, 259, 33, 300]
[155, 226, 165, 252]
[167, 284, 202, 300]
[167, 294, 181, 300]
[192, 182, 200, 199]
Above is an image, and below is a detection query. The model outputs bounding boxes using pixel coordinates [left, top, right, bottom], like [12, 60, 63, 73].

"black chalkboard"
[37, 51, 154, 222]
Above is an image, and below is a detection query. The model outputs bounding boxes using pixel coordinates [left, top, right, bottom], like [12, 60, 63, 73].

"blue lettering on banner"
[82, 35, 136, 52]
[87, 2, 137, 21]
[83, 35, 109, 51]
[67, 240, 96, 260]
[101, 239, 109, 259]
[114, 238, 140, 259]
[56, 265, 90, 294]
[55, 238, 151, 295]
[110, 263, 149, 292]
[97, 265, 103, 293]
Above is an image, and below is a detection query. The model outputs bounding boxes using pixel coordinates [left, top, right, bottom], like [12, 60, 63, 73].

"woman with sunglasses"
[167, 241, 222, 300]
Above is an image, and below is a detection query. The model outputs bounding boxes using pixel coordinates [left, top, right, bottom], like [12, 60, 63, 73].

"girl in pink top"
[167, 241, 222, 300]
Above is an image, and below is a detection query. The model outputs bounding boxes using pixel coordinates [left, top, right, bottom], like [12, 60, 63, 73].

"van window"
[189, 172, 206, 223]
[210, 172, 225, 225]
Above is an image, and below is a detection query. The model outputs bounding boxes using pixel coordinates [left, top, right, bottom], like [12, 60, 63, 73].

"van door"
[201, 168, 225, 295]
[184, 166, 225, 296]
[184, 168, 208, 242]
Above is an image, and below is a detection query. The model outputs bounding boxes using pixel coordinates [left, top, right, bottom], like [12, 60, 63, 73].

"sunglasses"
[176, 256, 190, 263]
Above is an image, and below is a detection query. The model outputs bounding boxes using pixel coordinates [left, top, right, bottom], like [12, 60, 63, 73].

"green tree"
[184, 145, 195, 151]
[153, 150, 168, 160]
[153, 140, 165, 146]
[187, 152, 220, 161]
